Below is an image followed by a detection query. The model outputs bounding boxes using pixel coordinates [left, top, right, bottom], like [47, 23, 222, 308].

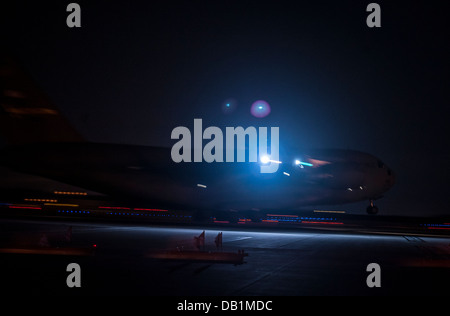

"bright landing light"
[295, 159, 313, 167]
[260, 155, 282, 164]
[260, 155, 270, 164]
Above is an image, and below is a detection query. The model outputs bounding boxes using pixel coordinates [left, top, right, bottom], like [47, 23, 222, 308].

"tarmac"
[1, 218, 450, 295]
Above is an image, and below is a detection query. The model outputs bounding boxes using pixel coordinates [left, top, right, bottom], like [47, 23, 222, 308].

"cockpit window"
[377, 160, 384, 168]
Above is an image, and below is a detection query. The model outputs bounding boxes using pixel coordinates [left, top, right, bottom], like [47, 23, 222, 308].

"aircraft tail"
[0, 54, 85, 144]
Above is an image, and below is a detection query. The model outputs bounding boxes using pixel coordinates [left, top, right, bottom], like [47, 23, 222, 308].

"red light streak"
[302, 221, 344, 225]
[427, 227, 450, 230]
[133, 208, 168, 212]
[8, 206, 41, 210]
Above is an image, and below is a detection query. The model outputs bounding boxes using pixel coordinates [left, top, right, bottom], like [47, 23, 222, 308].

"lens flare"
[250, 100, 271, 118]
[222, 98, 237, 114]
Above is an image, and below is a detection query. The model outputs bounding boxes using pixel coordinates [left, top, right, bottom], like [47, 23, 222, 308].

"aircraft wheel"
[366, 205, 379, 215]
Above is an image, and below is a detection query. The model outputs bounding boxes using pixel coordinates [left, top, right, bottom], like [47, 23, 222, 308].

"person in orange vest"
[215, 232, 223, 250]
[194, 230, 205, 250]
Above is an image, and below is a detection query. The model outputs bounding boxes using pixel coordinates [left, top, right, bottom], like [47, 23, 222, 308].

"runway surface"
[1, 219, 450, 295]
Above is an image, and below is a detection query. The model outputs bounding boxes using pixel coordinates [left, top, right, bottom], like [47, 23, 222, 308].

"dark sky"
[1, 1, 449, 216]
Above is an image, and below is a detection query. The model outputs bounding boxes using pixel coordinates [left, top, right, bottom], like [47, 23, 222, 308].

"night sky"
[1, 1, 449, 216]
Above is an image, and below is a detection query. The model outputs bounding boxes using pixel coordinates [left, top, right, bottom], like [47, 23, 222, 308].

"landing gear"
[366, 200, 379, 215]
